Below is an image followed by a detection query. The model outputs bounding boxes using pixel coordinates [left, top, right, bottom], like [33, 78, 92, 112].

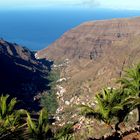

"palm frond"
[55, 123, 75, 140]
[8, 98, 17, 113]
[78, 104, 95, 116]
[26, 112, 37, 134]
[0, 95, 9, 118]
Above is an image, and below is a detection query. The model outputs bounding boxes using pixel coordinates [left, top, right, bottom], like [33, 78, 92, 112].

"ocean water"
[0, 8, 140, 50]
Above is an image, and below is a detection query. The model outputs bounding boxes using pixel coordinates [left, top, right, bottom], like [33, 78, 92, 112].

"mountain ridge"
[0, 38, 49, 110]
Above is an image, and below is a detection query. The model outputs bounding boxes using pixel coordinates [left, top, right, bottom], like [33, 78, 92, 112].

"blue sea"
[0, 7, 140, 50]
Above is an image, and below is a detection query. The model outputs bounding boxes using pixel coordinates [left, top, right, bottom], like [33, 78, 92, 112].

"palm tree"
[79, 88, 139, 132]
[26, 108, 52, 139]
[114, 94, 140, 131]
[0, 94, 26, 139]
[118, 63, 140, 124]
[80, 88, 120, 130]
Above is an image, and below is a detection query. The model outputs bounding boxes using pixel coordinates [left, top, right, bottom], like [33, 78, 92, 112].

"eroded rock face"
[37, 16, 140, 101]
[0, 38, 49, 111]
[37, 17, 140, 61]
[37, 17, 140, 126]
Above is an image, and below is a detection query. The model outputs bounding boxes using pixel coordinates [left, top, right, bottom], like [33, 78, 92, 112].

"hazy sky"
[0, 0, 140, 10]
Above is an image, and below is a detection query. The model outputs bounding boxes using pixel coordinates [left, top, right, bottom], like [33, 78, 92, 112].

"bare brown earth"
[122, 132, 140, 140]
[37, 17, 140, 138]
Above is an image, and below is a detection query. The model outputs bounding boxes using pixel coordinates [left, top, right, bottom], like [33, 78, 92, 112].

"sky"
[0, 0, 140, 10]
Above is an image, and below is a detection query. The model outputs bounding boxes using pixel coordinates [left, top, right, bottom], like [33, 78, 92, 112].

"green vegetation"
[79, 88, 140, 132]
[54, 123, 75, 140]
[80, 88, 123, 129]
[47, 69, 60, 88]
[41, 68, 60, 114]
[0, 95, 74, 140]
[0, 95, 26, 139]
[118, 63, 140, 124]
[41, 92, 58, 114]
[1, 63, 140, 139]
[26, 109, 52, 139]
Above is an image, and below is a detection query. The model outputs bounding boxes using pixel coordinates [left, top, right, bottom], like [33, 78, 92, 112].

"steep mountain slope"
[37, 17, 140, 123]
[37, 17, 140, 92]
[0, 38, 49, 110]
[37, 17, 140, 61]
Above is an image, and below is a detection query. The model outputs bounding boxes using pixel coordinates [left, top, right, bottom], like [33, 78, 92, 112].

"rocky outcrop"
[0, 38, 49, 111]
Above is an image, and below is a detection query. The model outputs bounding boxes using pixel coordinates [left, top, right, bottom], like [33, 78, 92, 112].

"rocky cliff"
[37, 17, 140, 123]
[37, 17, 140, 61]
[37, 17, 140, 92]
[0, 38, 49, 110]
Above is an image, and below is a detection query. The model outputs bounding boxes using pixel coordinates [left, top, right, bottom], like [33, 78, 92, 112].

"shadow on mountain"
[0, 39, 52, 111]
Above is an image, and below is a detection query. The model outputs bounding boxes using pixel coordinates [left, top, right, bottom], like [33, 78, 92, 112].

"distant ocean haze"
[0, 8, 140, 50]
